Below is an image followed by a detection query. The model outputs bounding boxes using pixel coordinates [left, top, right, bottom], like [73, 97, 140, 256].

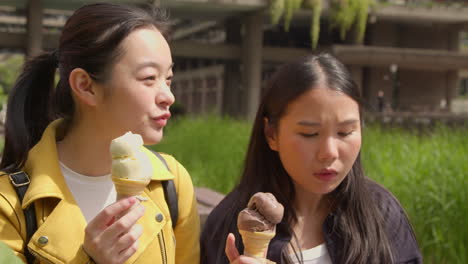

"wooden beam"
[171, 40, 240, 60]
[242, 12, 263, 121]
[332, 45, 468, 71]
[171, 40, 313, 62]
[373, 5, 468, 24]
[26, 0, 43, 57]
[3, 30, 468, 71]
[262, 46, 312, 63]
[0, 32, 59, 51]
[174, 42, 468, 71]
[172, 21, 218, 40]
[0, 13, 67, 28]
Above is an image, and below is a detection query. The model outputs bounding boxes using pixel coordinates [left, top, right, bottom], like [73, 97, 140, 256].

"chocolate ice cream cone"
[239, 229, 275, 263]
[237, 192, 283, 264]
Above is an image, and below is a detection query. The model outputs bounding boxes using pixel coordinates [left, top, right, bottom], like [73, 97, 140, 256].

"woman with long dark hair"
[0, 3, 199, 264]
[201, 54, 422, 264]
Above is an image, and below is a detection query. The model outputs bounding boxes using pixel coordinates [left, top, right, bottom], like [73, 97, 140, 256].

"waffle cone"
[239, 229, 275, 263]
[112, 177, 150, 200]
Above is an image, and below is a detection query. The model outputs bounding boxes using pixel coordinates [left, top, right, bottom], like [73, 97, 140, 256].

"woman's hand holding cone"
[225, 233, 275, 264]
[83, 197, 145, 264]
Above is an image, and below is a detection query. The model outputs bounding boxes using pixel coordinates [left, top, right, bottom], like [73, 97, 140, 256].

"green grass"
[152, 115, 251, 194]
[154, 115, 467, 264]
[362, 124, 467, 263]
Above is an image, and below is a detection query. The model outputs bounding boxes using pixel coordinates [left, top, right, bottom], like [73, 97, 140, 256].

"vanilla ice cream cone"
[112, 177, 150, 200]
[110, 132, 153, 202]
[239, 229, 275, 263]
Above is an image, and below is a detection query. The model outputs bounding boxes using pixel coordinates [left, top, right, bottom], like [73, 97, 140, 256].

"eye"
[299, 133, 318, 138]
[144, 76, 156, 81]
[166, 76, 173, 85]
[338, 131, 353, 137]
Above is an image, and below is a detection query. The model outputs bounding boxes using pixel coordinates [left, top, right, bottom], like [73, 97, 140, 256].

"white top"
[60, 161, 116, 223]
[289, 243, 332, 264]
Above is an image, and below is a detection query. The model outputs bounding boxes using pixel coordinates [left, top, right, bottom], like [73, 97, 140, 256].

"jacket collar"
[21, 119, 174, 209]
[142, 147, 174, 181]
[22, 119, 70, 209]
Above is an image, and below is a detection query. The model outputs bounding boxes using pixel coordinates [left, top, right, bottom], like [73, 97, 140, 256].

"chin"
[312, 188, 335, 195]
[142, 131, 164, 145]
[311, 183, 341, 195]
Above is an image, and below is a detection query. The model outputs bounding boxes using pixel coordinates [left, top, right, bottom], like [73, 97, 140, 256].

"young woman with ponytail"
[0, 3, 200, 264]
[201, 54, 422, 264]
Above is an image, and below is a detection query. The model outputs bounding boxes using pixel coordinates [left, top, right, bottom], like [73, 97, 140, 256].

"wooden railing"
[172, 65, 224, 115]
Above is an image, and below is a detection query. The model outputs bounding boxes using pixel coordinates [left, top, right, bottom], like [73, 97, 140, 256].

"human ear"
[264, 117, 278, 151]
[68, 68, 100, 106]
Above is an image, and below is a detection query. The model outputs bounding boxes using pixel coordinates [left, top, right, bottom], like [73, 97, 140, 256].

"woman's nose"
[317, 137, 339, 163]
[156, 80, 175, 107]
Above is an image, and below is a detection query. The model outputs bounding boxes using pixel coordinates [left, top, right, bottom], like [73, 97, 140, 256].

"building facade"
[1, 0, 468, 117]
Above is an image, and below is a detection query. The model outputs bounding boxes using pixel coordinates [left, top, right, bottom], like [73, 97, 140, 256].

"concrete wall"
[398, 70, 449, 111]
[364, 21, 460, 111]
[348, 65, 363, 93]
[399, 24, 457, 50]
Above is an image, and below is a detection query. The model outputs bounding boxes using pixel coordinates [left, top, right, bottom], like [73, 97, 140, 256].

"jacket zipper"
[158, 232, 168, 264]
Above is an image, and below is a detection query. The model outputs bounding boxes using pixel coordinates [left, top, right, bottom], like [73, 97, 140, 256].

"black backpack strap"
[8, 171, 37, 264]
[152, 151, 179, 229]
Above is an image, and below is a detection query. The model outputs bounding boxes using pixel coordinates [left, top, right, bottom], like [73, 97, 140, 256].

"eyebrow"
[297, 119, 359, 126]
[135, 61, 174, 72]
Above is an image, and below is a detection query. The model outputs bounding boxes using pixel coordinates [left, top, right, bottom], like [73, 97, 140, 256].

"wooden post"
[201, 75, 207, 113]
[216, 68, 224, 114]
[446, 71, 458, 112]
[242, 12, 263, 121]
[446, 27, 460, 112]
[223, 18, 242, 117]
[26, 0, 43, 57]
[187, 78, 194, 113]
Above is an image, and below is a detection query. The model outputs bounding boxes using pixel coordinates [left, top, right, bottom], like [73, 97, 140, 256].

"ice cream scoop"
[237, 192, 284, 263]
[237, 192, 284, 232]
[110, 132, 152, 181]
[110, 132, 152, 200]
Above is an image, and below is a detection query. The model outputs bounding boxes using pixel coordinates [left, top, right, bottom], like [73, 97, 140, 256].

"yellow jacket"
[0, 120, 200, 264]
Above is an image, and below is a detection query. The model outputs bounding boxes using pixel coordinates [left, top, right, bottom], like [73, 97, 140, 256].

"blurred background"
[0, 0, 466, 263]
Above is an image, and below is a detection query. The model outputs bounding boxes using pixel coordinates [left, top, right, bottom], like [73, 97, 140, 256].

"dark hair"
[1, 3, 169, 171]
[213, 54, 394, 263]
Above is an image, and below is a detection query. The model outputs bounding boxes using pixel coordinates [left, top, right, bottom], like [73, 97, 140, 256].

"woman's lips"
[153, 113, 171, 127]
[314, 169, 338, 181]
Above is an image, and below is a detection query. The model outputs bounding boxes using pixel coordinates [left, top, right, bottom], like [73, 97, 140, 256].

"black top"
[200, 181, 423, 264]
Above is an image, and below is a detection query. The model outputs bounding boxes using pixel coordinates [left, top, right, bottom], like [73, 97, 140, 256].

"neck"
[57, 118, 114, 176]
[293, 185, 329, 219]
[289, 183, 331, 251]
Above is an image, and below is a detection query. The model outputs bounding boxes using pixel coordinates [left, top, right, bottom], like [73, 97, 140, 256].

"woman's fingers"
[83, 197, 144, 263]
[102, 203, 145, 241]
[225, 233, 240, 262]
[118, 239, 140, 263]
[114, 224, 144, 253]
[89, 197, 139, 230]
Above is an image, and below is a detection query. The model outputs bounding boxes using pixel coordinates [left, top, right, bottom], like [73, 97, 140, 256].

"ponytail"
[0, 51, 58, 171]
